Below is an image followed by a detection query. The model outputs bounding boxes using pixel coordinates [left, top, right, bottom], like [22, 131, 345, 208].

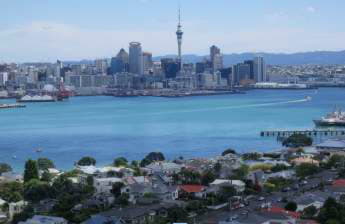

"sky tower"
[176, 6, 183, 69]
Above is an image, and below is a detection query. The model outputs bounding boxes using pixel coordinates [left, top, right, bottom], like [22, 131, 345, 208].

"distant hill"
[154, 50, 345, 66]
[60, 50, 345, 66]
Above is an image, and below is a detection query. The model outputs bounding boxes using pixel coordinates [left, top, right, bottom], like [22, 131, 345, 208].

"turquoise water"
[0, 88, 344, 171]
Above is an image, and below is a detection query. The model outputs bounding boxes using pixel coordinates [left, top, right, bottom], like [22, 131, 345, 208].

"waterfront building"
[142, 52, 153, 74]
[254, 56, 267, 82]
[233, 63, 251, 85]
[110, 49, 129, 74]
[244, 60, 255, 80]
[129, 42, 144, 75]
[161, 58, 180, 79]
[0, 72, 8, 86]
[95, 59, 108, 74]
[210, 45, 223, 73]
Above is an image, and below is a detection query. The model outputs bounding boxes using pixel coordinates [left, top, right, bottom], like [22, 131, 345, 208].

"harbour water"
[1, 88, 344, 171]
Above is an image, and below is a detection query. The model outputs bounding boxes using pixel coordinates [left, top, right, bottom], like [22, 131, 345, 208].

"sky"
[1, 0, 345, 62]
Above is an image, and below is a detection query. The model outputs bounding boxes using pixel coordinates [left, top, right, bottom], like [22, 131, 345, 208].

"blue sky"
[1, 0, 344, 62]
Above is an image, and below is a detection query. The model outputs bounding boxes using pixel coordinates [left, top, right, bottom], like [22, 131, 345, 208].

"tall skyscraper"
[110, 48, 129, 74]
[254, 56, 267, 82]
[129, 42, 143, 74]
[210, 45, 223, 73]
[176, 7, 183, 69]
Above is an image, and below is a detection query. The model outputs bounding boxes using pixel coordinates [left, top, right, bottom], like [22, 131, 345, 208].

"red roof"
[333, 179, 345, 187]
[263, 206, 301, 219]
[179, 185, 206, 193]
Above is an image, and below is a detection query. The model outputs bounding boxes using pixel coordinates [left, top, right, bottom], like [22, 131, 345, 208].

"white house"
[93, 177, 123, 195]
[210, 179, 246, 192]
[9, 201, 27, 221]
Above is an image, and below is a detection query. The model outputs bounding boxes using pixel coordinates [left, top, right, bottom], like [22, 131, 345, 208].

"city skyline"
[1, 0, 345, 62]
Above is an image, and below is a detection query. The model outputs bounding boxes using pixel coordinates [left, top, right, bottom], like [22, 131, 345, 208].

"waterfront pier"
[261, 130, 345, 138]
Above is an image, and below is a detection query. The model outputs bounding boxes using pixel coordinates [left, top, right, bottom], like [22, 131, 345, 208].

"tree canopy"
[295, 163, 320, 178]
[113, 157, 128, 167]
[222, 148, 237, 156]
[285, 201, 297, 212]
[77, 156, 96, 166]
[282, 134, 313, 147]
[0, 163, 12, 174]
[24, 159, 39, 183]
[140, 152, 165, 167]
[37, 158, 55, 170]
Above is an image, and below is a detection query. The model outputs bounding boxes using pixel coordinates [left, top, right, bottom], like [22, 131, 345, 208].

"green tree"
[113, 157, 128, 167]
[295, 163, 320, 178]
[86, 175, 94, 186]
[282, 133, 313, 147]
[0, 163, 12, 174]
[302, 205, 318, 219]
[242, 153, 261, 161]
[222, 148, 236, 156]
[140, 152, 165, 166]
[111, 182, 124, 197]
[271, 164, 289, 172]
[231, 165, 249, 180]
[24, 159, 39, 183]
[77, 156, 96, 166]
[167, 207, 189, 223]
[115, 193, 129, 206]
[285, 201, 297, 212]
[37, 158, 55, 170]
[0, 182, 23, 202]
[201, 170, 216, 186]
[24, 179, 52, 203]
[326, 155, 345, 169]
[41, 171, 53, 182]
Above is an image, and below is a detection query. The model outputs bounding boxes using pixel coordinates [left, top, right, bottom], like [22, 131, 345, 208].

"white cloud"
[0, 21, 344, 62]
[307, 6, 316, 13]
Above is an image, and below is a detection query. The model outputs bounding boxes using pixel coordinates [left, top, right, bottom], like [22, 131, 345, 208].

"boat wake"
[113, 98, 309, 117]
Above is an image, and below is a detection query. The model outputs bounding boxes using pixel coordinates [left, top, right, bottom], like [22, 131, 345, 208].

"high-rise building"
[142, 52, 153, 74]
[95, 59, 108, 74]
[110, 48, 129, 74]
[233, 63, 251, 85]
[210, 45, 223, 72]
[254, 56, 267, 82]
[161, 58, 180, 79]
[244, 60, 255, 80]
[176, 7, 183, 69]
[129, 42, 143, 74]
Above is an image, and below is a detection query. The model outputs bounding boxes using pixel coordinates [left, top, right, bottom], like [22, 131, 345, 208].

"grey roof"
[100, 203, 177, 220]
[83, 215, 123, 224]
[317, 139, 345, 149]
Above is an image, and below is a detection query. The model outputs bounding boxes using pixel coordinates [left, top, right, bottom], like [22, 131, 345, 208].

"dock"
[260, 130, 345, 138]
[0, 103, 26, 109]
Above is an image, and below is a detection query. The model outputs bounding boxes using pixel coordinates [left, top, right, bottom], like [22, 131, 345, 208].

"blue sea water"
[0, 88, 344, 171]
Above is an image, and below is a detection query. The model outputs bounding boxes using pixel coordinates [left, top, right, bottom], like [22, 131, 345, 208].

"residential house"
[295, 193, 325, 212]
[144, 162, 183, 175]
[178, 185, 207, 199]
[94, 177, 123, 195]
[0, 172, 23, 182]
[290, 157, 320, 166]
[83, 215, 125, 224]
[210, 179, 245, 192]
[99, 203, 177, 224]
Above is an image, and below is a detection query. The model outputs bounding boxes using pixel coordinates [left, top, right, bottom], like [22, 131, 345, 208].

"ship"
[313, 108, 345, 127]
[17, 95, 56, 103]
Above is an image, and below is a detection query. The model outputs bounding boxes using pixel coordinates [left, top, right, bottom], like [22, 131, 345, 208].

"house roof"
[210, 179, 245, 187]
[262, 206, 301, 219]
[317, 139, 345, 149]
[333, 179, 345, 187]
[179, 185, 206, 193]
